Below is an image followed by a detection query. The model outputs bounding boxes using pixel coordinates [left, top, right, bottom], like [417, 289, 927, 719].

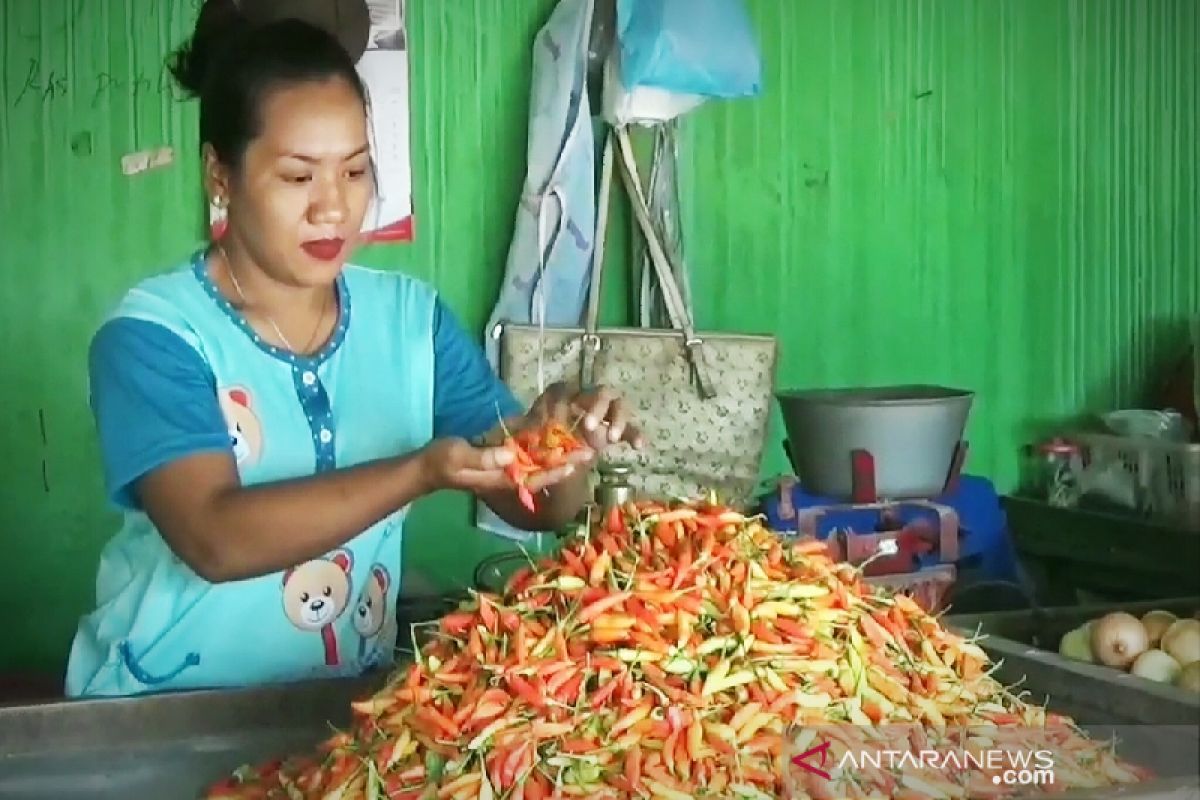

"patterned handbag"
[494, 126, 779, 505]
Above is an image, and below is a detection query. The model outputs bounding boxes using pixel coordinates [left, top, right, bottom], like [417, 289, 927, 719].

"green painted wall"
[1, 0, 1196, 677]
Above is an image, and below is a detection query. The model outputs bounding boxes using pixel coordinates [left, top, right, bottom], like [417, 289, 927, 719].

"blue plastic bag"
[616, 0, 762, 98]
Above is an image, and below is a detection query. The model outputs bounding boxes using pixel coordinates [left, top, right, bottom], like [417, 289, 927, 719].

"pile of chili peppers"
[206, 498, 1152, 800]
[502, 420, 588, 512]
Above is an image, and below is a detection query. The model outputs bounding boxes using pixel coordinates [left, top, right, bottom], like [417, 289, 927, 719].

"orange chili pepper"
[577, 591, 632, 624]
[624, 745, 642, 790]
[653, 520, 676, 547]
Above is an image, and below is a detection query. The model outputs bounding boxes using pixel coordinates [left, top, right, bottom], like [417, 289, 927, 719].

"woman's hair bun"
[167, 0, 368, 169]
[168, 0, 248, 97]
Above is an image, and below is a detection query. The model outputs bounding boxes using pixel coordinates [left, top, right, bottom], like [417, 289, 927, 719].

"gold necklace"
[220, 248, 330, 354]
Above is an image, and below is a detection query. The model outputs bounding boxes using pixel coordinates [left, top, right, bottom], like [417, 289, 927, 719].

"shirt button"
[319, 428, 333, 444]
[302, 371, 317, 386]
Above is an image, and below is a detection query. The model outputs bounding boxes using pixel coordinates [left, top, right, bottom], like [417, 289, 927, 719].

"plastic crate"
[865, 564, 956, 614]
[1074, 432, 1200, 531]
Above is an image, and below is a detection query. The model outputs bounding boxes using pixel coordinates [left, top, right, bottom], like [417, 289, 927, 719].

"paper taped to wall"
[121, 147, 174, 176]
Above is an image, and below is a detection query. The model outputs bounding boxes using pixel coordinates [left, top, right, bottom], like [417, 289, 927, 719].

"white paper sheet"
[359, 0, 413, 240]
[366, 0, 407, 50]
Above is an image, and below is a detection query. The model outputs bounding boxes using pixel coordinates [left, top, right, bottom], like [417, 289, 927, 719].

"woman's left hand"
[526, 382, 646, 456]
[482, 383, 645, 526]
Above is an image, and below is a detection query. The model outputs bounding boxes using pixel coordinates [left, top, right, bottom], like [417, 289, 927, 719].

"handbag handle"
[532, 185, 567, 396]
[579, 125, 717, 399]
[579, 132, 614, 389]
[614, 128, 692, 333]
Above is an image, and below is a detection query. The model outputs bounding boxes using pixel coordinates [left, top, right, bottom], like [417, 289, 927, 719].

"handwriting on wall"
[9, 0, 205, 109]
[11, 58, 191, 109]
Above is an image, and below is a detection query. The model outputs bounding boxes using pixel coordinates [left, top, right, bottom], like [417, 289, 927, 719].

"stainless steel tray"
[946, 597, 1200, 725]
[945, 599, 1200, 798]
[4, 685, 1197, 799]
[4, 670, 1198, 799]
[0, 592, 461, 800]
[0, 675, 382, 800]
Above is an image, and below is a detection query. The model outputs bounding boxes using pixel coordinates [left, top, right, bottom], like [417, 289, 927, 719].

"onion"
[1090, 612, 1149, 669]
[1059, 624, 1094, 662]
[1129, 649, 1181, 683]
[1176, 661, 1200, 694]
[1140, 610, 1177, 647]
[1160, 619, 1200, 666]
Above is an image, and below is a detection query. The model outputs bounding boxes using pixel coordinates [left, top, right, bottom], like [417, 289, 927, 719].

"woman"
[65, 1, 641, 697]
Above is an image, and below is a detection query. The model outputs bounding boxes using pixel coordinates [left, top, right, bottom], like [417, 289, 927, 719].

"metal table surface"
[0, 592, 461, 800]
[4, 670, 1198, 800]
[0, 674, 383, 800]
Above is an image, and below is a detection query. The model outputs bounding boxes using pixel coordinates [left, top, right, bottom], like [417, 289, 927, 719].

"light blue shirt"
[66, 250, 522, 697]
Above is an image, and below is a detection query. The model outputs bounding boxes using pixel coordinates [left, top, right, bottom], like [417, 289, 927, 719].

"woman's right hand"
[418, 437, 520, 494]
[419, 436, 582, 496]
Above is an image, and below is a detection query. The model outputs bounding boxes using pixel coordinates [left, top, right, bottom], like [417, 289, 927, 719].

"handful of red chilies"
[501, 419, 589, 512]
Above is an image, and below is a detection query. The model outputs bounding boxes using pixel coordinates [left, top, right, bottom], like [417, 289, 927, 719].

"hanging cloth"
[483, 0, 598, 369]
[479, 0, 598, 540]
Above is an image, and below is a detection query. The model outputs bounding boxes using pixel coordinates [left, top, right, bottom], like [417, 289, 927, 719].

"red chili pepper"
[750, 620, 783, 644]
[517, 483, 537, 512]
[385, 790, 424, 800]
[416, 705, 459, 738]
[509, 740, 535, 788]
[505, 566, 534, 595]
[625, 745, 642, 790]
[590, 675, 621, 708]
[524, 771, 551, 800]
[441, 612, 475, 636]
[577, 591, 632, 624]
[555, 671, 586, 704]
[506, 674, 546, 710]
[560, 548, 588, 577]
[671, 543, 693, 589]
[674, 594, 704, 616]
[606, 504, 624, 534]
[554, 626, 570, 659]
[501, 421, 582, 514]
[598, 532, 622, 557]
[772, 618, 809, 639]
[478, 596, 498, 631]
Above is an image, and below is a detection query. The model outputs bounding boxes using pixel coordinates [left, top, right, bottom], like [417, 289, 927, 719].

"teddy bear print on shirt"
[217, 386, 263, 466]
[353, 564, 394, 668]
[282, 550, 354, 666]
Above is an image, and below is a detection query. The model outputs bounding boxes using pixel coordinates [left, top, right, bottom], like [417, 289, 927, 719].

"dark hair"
[169, 0, 368, 170]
